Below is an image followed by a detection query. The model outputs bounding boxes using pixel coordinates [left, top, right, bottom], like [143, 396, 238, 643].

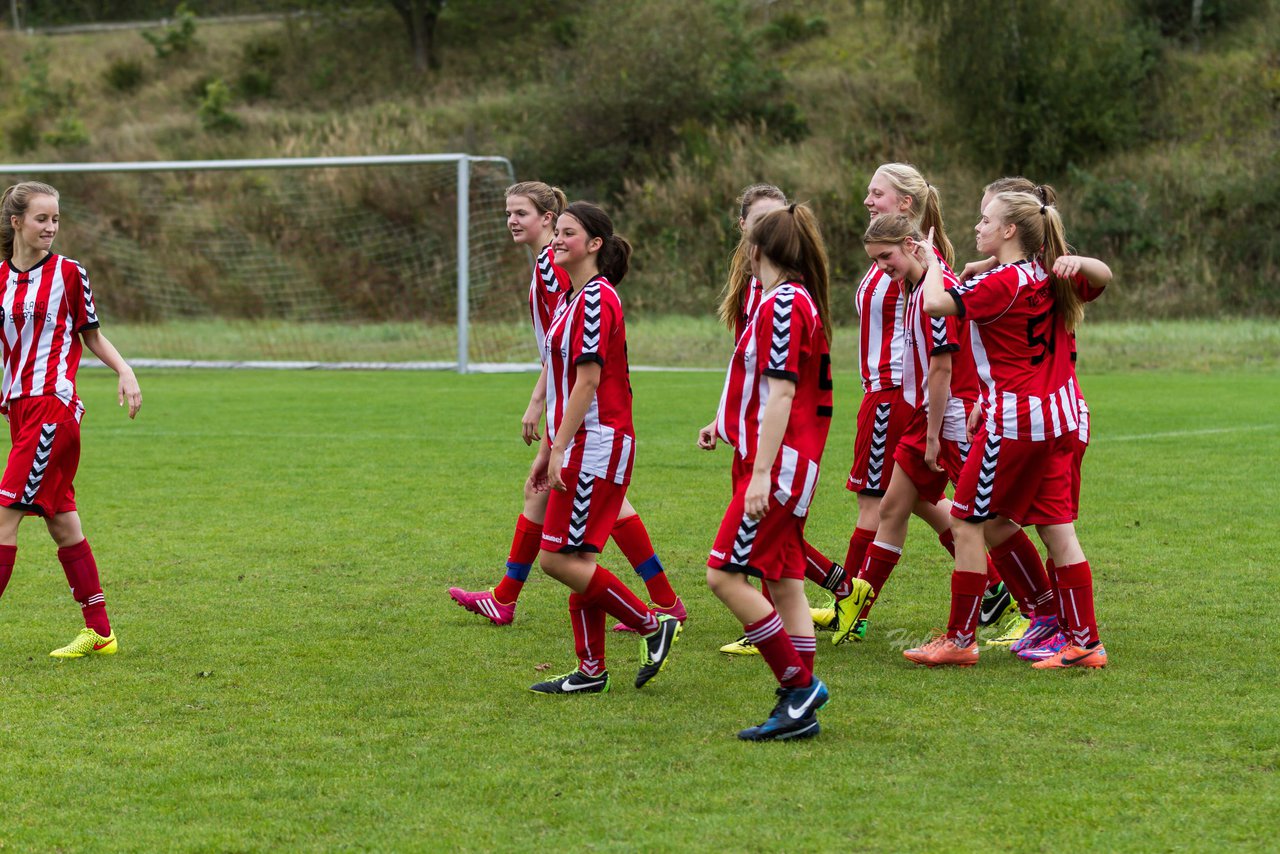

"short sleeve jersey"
[855, 263, 906, 393]
[901, 265, 962, 410]
[529, 244, 571, 363]
[715, 282, 833, 516]
[544, 276, 635, 484]
[947, 259, 1079, 442]
[734, 276, 765, 343]
[0, 253, 98, 411]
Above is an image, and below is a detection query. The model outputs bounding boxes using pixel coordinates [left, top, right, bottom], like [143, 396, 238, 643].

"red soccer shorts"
[847, 388, 913, 496]
[1, 395, 81, 517]
[892, 408, 968, 505]
[950, 429, 1076, 526]
[707, 478, 808, 582]
[542, 467, 627, 554]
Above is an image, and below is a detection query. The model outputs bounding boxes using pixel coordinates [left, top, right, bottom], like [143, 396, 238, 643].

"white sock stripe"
[871, 540, 903, 555]
[745, 612, 785, 644]
[789, 635, 817, 652]
[605, 589, 650, 624]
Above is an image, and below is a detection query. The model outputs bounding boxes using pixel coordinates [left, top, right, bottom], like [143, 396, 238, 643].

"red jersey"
[545, 276, 635, 484]
[0, 253, 97, 413]
[855, 262, 906, 393]
[734, 276, 765, 343]
[948, 259, 1079, 442]
[528, 244, 570, 363]
[901, 268, 961, 410]
[715, 282, 832, 516]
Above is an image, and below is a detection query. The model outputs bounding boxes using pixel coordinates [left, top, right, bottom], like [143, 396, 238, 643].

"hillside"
[0, 0, 1276, 323]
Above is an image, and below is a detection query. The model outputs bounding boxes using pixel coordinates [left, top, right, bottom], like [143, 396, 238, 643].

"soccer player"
[839, 163, 962, 643]
[704, 203, 834, 740]
[0, 181, 142, 658]
[851, 214, 978, 630]
[527, 202, 681, 694]
[903, 192, 1112, 669]
[705, 184, 867, 657]
[447, 182, 685, 629]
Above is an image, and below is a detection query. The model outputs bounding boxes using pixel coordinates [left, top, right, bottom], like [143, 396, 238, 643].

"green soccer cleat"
[50, 627, 117, 659]
[985, 614, 1030, 648]
[832, 578, 874, 645]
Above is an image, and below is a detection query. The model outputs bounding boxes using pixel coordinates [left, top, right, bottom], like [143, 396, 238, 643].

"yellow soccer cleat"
[50, 627, 118, 659]
[811, 606, 837, 631]
[719, 634, 761, 656]
[984, 614, 1030, 648]
[832, 578, 874, 645]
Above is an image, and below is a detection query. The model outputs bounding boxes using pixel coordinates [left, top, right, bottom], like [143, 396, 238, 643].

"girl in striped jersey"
[704, 184, 865, 656]
[705, 203, 834, 741]
[839, 163, 971, 644]
[448, 183, 684, 629]
[905, 192, 1112, 669]
[528, 202, 680, 694]
[0, 182, 141, 659]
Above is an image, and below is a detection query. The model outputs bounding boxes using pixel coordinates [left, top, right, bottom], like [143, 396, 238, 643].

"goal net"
[0, 155, 535, 371]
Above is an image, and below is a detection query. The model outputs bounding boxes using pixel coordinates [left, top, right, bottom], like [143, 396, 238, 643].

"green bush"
[761, 12, 829, 47]
[141, 3, 199, 59]
[104, 57, 146, 93]
[1132, 0, 1269, 40]
[198, 78, 241, 132]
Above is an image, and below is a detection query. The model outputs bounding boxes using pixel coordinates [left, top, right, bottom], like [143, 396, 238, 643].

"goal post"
[0, 154, 531, 373]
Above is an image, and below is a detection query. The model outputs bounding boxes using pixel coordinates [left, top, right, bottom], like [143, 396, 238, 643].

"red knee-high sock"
[0, 544, 14, 600]
[790, 634, 816, 674]
[743, 611, 808, 688]
[584, 566, 658, 634]
[846, 527, 876, 580]
[611, 515, 677, 608]
[946, 570, 988, 647]
[989, 530, 1050, 618]
[568, 593, 607, 677]
[58, 539, 110, 636]
[859, 542, 902, 618]
[1046, 559, 1068, 625]
[941, 528, 1002, 586]
[803, 541, 850, 599]
[494, 514, 542, 604]
[1055, 561, 1100, 647]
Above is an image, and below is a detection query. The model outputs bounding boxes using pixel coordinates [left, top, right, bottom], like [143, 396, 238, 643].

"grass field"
[1, 358, 1276, 851]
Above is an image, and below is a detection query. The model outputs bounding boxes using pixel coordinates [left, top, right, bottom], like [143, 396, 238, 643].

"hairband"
[1039, 205, 1047, 215]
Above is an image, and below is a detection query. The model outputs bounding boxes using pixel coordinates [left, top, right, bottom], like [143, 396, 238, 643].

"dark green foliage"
[141, 3, 199, 58]
[905, 0, 1160, 175]
[761, 12, 830, 47]
[1, 48, 87, 155]
[19, 1, 296, 27]
[1132, 0, 1269, 40]
[1067, 166, 1166, 256]
[104, 57, 146, 93]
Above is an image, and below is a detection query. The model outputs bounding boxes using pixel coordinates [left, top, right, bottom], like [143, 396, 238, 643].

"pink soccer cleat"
[448, 587, 516, 626]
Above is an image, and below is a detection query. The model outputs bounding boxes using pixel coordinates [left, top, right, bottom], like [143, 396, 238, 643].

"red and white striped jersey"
[545, 276, 635, 484]
[948, 259, 1079, 442]
[734, 276, 765, 343]
[528, 244, 571, 363]
[855, 262, 906, 393]
[0, 253, 97, 412]
[900, 268, 961, 410]
[715, 282, 833, 516]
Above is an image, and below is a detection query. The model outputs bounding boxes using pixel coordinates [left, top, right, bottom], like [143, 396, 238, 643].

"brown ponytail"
[718, 183, 787, 330]
[563, 201, 632, 284]
[993, 191, 1083, 332]
[1, 181, 60, 261]
[984, 176, 1058, 207]
[748, 203, 832, 342]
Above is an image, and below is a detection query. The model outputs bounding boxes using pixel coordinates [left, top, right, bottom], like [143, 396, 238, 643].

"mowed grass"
[0, 362, 1275, 851]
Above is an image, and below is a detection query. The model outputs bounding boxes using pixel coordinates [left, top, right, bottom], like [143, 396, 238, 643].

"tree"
[386, 0, 442, 73]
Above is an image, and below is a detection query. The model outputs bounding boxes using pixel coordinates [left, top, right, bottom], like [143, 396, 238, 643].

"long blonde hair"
[748, 203, 832, 342]
[993, 190, 1082, 332]
[874, 163, 954, 270]
[1, 181, 59, 261]
[718, 183, 787, 330]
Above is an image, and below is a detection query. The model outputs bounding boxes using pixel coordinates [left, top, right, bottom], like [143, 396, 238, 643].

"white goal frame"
[0, 153, 520, 373]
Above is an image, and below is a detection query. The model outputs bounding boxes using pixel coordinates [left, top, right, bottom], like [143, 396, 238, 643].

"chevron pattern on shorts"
[22, 422, 57, 504]
[866, 402, 892, 489]
[568, 473, 594, 548]
[766, 289, 794, 373]
[973, 434, 1001, 518]
[581, 284, 602, 355]
[731, 515, 759, 565]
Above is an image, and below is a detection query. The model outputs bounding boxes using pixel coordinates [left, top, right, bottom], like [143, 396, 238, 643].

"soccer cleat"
[1031, 643, 1108, 670]
[737, 678, 829, 742]
[636, 614, 682, 688]
[985, 614, 1030, 647]
[529, 669, 611, 694]
[1010, 614, 1060, 654]
[719, 635, 761, 656]
[1016, 630, 1070, 662]
[848, 618, 869, 642]
[978, 582, 1017, 627]
[832, 578, 874, 645]
[903, 635, 978, 667]
[612, 596, 688, 632]
[49, 627, 117, 659]
[811, 606, 837, 631]
[448, 587, 515, 626]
